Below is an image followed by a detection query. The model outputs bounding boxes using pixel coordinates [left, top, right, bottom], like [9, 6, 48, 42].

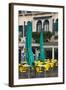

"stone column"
[52, 47, 54, 59]
[49, 18, 53, 32]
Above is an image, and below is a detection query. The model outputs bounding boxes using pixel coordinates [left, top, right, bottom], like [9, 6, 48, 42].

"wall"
[0, 0, 66, 90]
[18, 13, 58, 32]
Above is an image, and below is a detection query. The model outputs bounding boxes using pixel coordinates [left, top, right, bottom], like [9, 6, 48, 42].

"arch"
[36, 20, 42, 32]
[55, 18, 58, 31]
[53, 18, 58, 32]
[53, 19, 55, 32]
[43, 20, 49, 31]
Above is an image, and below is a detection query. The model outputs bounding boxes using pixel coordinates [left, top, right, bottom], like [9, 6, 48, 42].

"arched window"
[55, 19, 58, 31]
[53, 19, 55, 32]
[53, 19, 58, 32]
[36, 20, 42, 32]
[43, 20, 49, 31]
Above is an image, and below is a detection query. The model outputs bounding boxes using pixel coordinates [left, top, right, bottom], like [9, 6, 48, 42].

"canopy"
[39, 30, 45, 61]
[25, 21, 34, 66]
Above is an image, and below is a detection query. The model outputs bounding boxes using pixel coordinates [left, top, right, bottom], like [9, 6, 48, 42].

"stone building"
[18, 11, 58, 63]
[18, 11, 58, 38]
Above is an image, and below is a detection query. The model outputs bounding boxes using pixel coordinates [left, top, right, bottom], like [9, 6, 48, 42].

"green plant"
[32, 31, 53, 43]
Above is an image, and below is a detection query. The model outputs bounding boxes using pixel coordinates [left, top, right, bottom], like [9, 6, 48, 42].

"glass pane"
[19, 48, 21, 64]
[24, 25, 27, 36]
[54, 48, 58, 59]
[45, 48, 52, 59]
[19, 25, 23, 37]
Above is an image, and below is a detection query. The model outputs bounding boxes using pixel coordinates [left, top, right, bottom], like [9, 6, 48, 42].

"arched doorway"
[43, 20, 49, 31]
[36, 20, 42, 32]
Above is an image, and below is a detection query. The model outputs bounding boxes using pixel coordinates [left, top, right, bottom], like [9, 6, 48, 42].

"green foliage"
[32, 32, 40, 43]
[32, 31, 53, 43]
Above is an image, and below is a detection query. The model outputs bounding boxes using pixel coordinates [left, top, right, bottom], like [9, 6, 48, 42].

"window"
[24, 25, 27, 36]
[45, 48, 52, 59]
[36, 20, 42, 32]
[19, 25, 23, 37]
[43, 20, 49, 31]
[19, 11, 22, 14]
[19, 48, 21, 64]
[55, 19, 58, 32]
[53, 19, 58, 32]
[53, 19, 55, 32]
[54, 48, 58, 59]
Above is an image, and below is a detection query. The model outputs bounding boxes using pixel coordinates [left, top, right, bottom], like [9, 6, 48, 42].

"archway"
[43, 20, 49, 31]
[36, 20, 42, 32]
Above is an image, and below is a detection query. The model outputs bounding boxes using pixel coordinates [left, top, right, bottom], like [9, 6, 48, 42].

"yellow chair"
[50, 62, 54, 68]
[35, 61, 42, 65]
[50, 59, 58, 68]
[47, 59, 51, 63]
[54, 59, 58, 67]
[43, 59, 50, 71]
[44, 63, 50, 71]
[56, 62, 58, 66]
[35, 66, 43, 73]
[35, 61, 43, 73]
[19, 64, 28, 73]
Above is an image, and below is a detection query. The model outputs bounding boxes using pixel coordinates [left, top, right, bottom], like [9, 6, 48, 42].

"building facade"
[18, 11, 58, 63]
[18, 11, 58, 38]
